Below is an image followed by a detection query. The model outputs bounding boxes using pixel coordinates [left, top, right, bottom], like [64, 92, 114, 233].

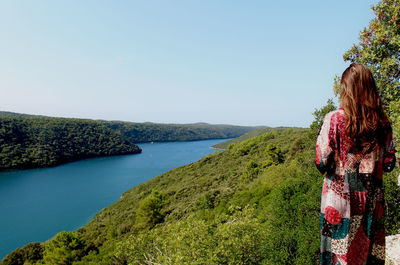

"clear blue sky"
[0, 0, 378, 127]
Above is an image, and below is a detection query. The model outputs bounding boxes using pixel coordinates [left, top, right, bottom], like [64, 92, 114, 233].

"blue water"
[0, 138, 227, 259]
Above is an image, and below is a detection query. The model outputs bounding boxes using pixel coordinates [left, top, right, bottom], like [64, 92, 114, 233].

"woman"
[315, 63, 396, 264]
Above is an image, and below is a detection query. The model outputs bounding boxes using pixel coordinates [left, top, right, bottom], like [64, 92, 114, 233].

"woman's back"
[316, 64, 396, 265]
[317, 108, 395, 177]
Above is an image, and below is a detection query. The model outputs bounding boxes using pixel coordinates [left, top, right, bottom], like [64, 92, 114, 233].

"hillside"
[0, 111, 259, 170]
[3, 128, 399, 264]
[212, 127, 293, 149]
[0, 111, 260, 143]
[0, 111, 44, 118]
[104, 121, 259, 143]
[0, 115, 141, 170]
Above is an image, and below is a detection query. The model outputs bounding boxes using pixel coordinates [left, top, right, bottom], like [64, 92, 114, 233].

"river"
[0, 138, 227, 259]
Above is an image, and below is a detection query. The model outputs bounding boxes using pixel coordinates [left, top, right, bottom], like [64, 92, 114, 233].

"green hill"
[0, 112, 260, 144]
[0, 111, 260, 170]
[0, 115, 141, 170]
[211, 127, 295, 149]
[3, 128, 399, 264]
[104, 121, 260, 143]
[0, 111, 44, 118]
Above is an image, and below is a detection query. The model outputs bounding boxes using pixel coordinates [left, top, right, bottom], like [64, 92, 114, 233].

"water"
[0, 138, 227, 259]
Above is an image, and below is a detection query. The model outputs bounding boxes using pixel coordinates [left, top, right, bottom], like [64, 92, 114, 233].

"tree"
[340, 0, 400, 138]
[241, 161, 260, 183]
[0, 242, 43, 265]
[137, 190, 166, 227]
[43, 231, 85, 265]
[264, 143, 284, 166]
[342, 0, 400, 104]
[309, 99, 336, 132]
[0, 248, 24, 265]
[22, 242, 44, 263]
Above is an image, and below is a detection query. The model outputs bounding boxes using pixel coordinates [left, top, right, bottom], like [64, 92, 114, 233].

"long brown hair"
[340, 63, 391, 151]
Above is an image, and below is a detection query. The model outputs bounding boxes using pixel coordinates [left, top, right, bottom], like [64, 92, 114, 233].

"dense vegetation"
[336, 0, 400, 139]
[2, 127, 399, 264]
[104, 121, 258, 143]
[0, 112, 257, 170]
[0, 115, 141, 170]
[212, 127, 291, 150]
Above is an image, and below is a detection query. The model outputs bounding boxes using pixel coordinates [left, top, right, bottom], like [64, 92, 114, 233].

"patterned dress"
[315, 108, 396, 265]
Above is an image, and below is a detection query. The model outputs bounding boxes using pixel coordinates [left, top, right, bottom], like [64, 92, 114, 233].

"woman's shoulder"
[324, 108, 345, 122]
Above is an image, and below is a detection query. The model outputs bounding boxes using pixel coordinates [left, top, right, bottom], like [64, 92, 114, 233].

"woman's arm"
[315, 112, 335, 175]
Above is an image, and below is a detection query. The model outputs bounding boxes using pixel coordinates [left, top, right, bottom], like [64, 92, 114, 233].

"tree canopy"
[0, 116, 141, 170]
[342, 0, 400, 104]
[337, 0, 400, 138]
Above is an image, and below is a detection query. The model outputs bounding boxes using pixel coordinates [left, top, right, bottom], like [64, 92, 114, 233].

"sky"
[0, 0, 379, 127]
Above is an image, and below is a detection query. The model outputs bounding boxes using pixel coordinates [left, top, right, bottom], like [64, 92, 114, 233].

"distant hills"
[0, 113, 141, 170]
[0, 111, 262, 170]
[104, 121, 264, 143]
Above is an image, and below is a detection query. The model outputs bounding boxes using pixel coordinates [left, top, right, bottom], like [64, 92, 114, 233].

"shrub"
[137, 189, 166, 228]
[43, 231, 86, 265]
[240, 161, 260, 183]
[263, 144, 284, 167]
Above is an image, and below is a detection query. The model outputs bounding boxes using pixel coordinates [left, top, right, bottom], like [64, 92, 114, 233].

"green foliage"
[262, 177, 321, 265]
[212, 206, 268, 265]
[388, 98, 400, 140]
[1, 248, 24, 265]
[338, 0, 400, 145]
[240, 161, 260, 183]
[195, 190, 219, 210]
[115, 205, 268, 265]
[0, 111, 257, 170]
[309, 99, 336, 132]
[333, 74, 341, 96]
[43, 231, 86, 265]
[137, 190, 166, 228]
[341, 0, 400, 141]
[21, 243, 44, 263]
[212, 127, 290, 150]
[263, 143, 284, 167]
[383, 169, 400, 234]
[1, 242, 44, 265]
[105, 121, 257, 143]
[342, 0, 400, 104]
[0, 115, 141, 170]
[233, 140, 257, 156]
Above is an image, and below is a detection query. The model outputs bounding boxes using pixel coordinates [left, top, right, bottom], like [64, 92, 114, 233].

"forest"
[0, 115, 141, 170]
[0, 112, 257, 170]
[104, 121, 259, 143]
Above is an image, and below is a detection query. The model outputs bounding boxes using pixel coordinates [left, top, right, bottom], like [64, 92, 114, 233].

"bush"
[43, 231, 86, 265]
[384, 172, 400, 235]
[0, 242, 44, 265]
[240, 161, 260, 183]
[263, 144, 284, 167]
[115, 205, 267, 265]
[137, 190, 166, 228]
